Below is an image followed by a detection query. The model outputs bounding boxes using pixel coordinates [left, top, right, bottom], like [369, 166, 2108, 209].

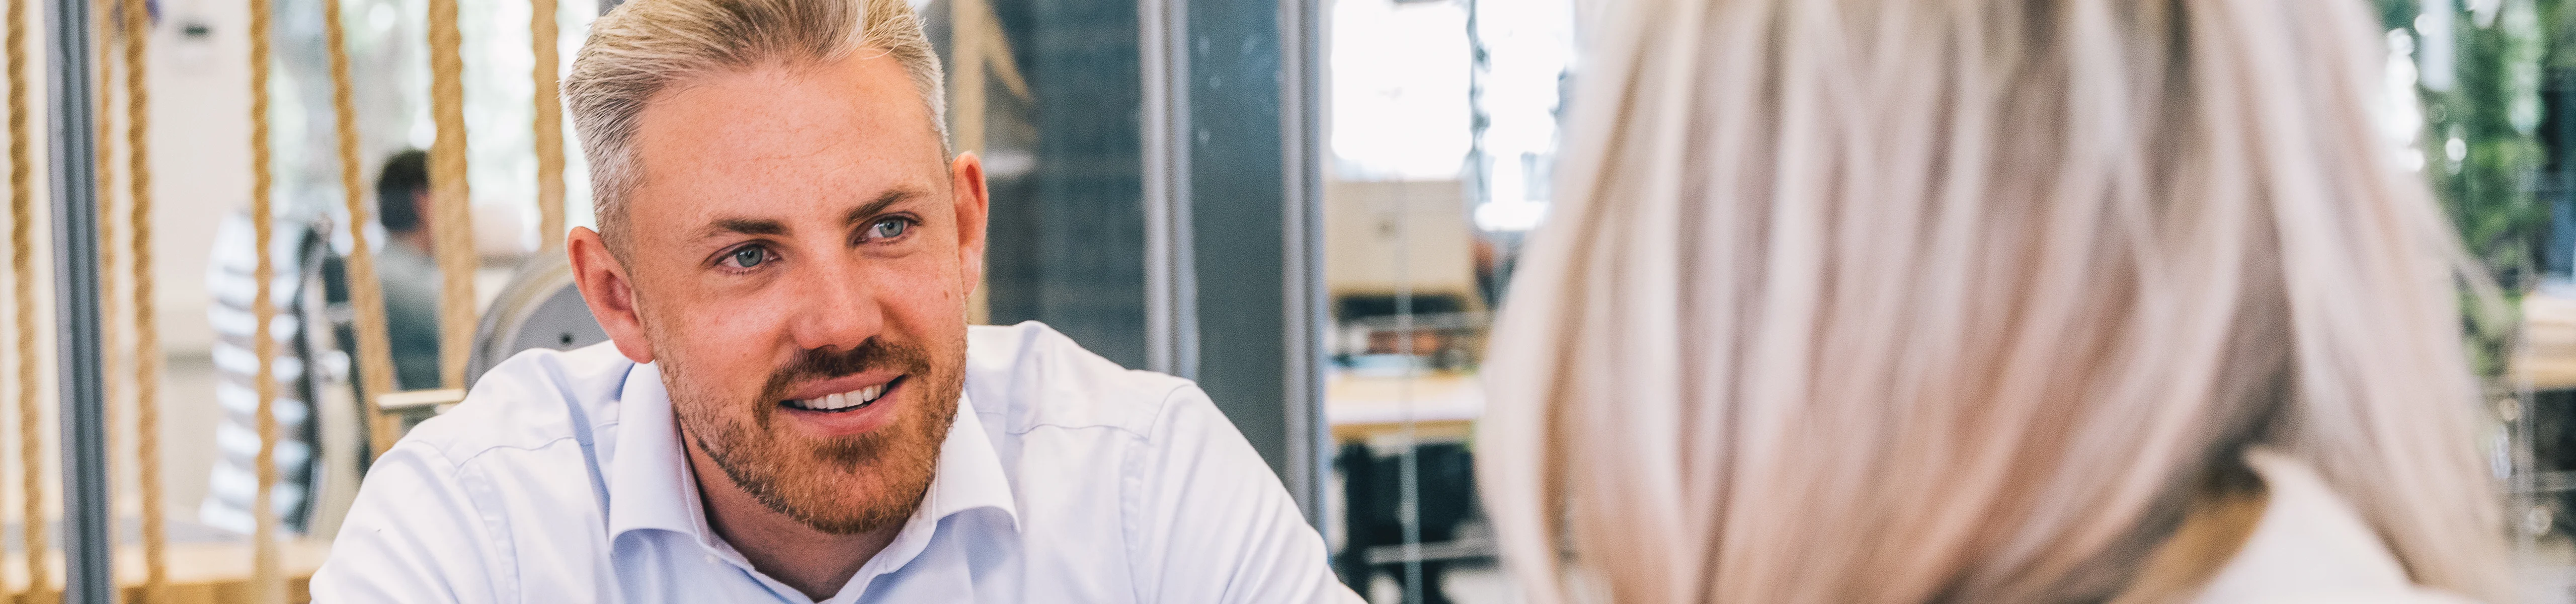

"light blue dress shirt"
[311, 322, 1359, 603]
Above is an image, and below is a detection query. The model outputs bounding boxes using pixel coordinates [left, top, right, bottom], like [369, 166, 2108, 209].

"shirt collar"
[605, 361, 696, 540]
[604, 362, 1021, 543]
[914, 393, 1019, 528]
[2190, 448, 2424, 601]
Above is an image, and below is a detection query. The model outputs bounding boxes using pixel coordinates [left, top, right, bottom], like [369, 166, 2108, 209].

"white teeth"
[791, 383, 890, 412]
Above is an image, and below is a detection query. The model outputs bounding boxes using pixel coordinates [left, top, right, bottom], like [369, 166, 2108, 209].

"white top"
[310, 322, 1358, 604]
[2192, 449, 2478, 604]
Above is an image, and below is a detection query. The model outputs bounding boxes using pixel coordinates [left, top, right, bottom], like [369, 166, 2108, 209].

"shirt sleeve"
[1125, 385, 1363, 604]
[308, 441, 511, 603]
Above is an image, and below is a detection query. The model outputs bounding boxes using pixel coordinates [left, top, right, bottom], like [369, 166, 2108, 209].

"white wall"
[156, 0, 259, 357]
[141, 0, 260, 527]
[0, 0, 262, 530]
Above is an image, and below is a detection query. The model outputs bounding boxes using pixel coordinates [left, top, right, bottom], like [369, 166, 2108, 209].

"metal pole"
[45, 0, 114, 591]
[1140, 0, 1168, 374]
[1140, 0, 1195, 379]
[1277, 0, 1326, 529]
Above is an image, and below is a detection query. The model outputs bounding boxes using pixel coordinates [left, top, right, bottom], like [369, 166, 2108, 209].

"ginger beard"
[660, 334, 963, 535]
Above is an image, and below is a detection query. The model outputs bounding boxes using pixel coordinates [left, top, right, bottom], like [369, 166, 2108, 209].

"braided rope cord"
[245, 0, 284, 591]
[90, 0, 111, 390]
[9, 0, 52, 594]
[121, 0, 167, 591]
[321, 0, 397, 461]
[427, 0, 474, 390]
[88, 0, 114, 543]
[953, 0, 984, 324]
[946, 0, 1020, 325]
[953, 0, 979, 325]
[953, 0, 982, 155]
[531, 0, 561, 252]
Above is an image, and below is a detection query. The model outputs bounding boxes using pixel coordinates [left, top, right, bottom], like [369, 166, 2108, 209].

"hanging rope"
[321, 0, 398, 461]
[9, 0, 54, 595]
[427, 0, 475, 390]
[245, 0, 285, 593]
[92, 0, 115, 404]
[954, 0, 985, 325]
[90, 0, 117, 545]
[947, 0, 1022, 325]
[531, 0, 562, 252]
[121, 0, 168, 592]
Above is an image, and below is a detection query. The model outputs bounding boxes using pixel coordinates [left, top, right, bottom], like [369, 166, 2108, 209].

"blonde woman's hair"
[564, 0, 944, 248]
[1478, 1, 2510, 602]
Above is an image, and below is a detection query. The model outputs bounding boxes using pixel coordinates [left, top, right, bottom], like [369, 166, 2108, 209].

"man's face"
[567, 52, 989, 535]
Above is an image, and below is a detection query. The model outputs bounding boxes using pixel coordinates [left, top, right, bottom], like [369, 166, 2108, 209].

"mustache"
[759, 338, 932, 401]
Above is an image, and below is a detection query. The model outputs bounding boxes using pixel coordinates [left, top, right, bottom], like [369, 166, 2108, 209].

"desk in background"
[1325, 370, 1488, 604]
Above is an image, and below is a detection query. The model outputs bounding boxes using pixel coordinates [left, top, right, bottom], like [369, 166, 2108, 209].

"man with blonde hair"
[309, 0, 1353, 600]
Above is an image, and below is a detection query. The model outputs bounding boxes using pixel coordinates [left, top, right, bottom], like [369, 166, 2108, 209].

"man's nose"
[785, 254, 884, 352]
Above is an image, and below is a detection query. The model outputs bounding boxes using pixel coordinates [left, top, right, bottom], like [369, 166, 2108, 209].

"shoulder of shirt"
[390, 341, 635, 468]
[2189, 449, 2483, 604]
[965, 321, 1201, 440]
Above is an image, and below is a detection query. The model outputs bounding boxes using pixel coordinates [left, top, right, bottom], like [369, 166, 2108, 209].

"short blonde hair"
[565, 0, 945, 246]
[1480, 1, 2509, 602]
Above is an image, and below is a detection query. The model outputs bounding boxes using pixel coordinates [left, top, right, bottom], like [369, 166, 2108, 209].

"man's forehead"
[637, 55, 941, 166]
[623, 53, 947, 236]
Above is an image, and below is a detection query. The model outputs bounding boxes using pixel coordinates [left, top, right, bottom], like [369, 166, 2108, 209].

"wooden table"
[0, 539, 328, 603]
[1325, 371, 1483, 443]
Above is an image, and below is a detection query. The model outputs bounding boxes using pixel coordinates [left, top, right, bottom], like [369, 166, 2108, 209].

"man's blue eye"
[728, 246, 768, 268]
[868, 218, 908, 240]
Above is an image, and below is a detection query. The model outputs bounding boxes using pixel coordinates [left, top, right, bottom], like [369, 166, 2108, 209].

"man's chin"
[769, 472, 928, 535]
[700, 387, 958, 536]
[706, 440, 934, 534]
[677, 341, 967, 538]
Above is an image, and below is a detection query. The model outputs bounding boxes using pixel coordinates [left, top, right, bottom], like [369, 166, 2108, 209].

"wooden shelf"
[2520, 293, 2576, 391]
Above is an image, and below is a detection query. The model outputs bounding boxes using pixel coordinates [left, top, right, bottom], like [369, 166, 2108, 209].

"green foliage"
[2384, 0, 2423, 31]
[2434, 1, 2545, 283]
[2385, 0, 2554, 378]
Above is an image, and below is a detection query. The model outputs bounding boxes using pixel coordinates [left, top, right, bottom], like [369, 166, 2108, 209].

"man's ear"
[567, 226, 656, 364]
[949, 153, 991, 293]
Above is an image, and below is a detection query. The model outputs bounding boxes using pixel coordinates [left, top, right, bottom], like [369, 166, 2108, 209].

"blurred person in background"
[1477, 1, 2511, 603]
[372, 148, 445, 392]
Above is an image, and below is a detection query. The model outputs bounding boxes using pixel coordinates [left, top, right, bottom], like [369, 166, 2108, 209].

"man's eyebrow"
[697, 217, 789, 239]
[689, 189, 924, 241]
[842, 188, 926, 227]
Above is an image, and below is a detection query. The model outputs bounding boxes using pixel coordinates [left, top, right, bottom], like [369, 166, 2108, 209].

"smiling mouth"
[781, 377, 902, 413]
